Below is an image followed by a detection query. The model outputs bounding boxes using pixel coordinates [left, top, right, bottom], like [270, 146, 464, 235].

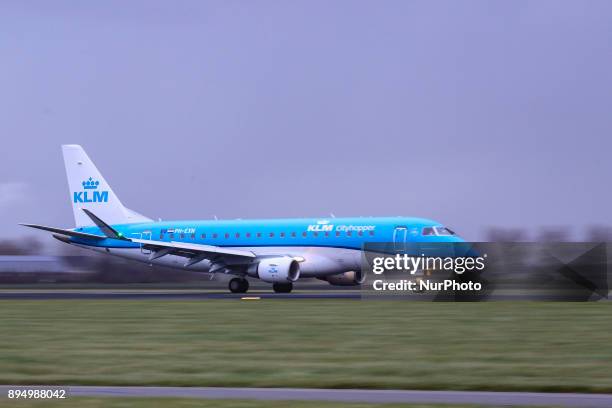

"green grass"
[0, 300, 611, 393]
[0, 398, 560, 408]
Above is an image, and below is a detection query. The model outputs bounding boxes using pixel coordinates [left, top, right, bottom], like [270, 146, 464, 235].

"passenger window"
[269, 232, 275, 237]
[336, 231, 340, 237]
[180, 233, 185, 239]
[358, 231, 363, 236]
[235, 233, 240, 238]
[201, 233, 206, 239]
[291, 232, 296, 237]
[159, 233, 164, 239]
[191, 233, 195, 239]
[225, 233, 229, 239]
[302, 232, 307, 237]
[325, 232, 329, 237]
[246, 233, 251, 238]
[257, 232, 262, 238]
[313, 232, 318, 237]
[169, 233, 174, 239]
[212, 233, 218, 239]
[369, 230, 375, 236]
[346, 231, 352, 237]
[280, 232, 285, 238]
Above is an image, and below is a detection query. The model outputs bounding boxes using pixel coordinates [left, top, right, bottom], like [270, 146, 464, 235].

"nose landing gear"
[229, 278, 249, 293]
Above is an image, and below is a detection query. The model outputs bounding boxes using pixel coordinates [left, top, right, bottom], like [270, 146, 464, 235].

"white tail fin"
[62, 145, 152, 227]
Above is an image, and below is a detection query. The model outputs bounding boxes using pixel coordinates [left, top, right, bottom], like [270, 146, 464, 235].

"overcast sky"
[1, 0, 611, 243]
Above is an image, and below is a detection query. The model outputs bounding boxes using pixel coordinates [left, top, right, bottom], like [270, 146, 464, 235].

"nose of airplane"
[434, 234, 478, 256]
[452, 236, 482, 257]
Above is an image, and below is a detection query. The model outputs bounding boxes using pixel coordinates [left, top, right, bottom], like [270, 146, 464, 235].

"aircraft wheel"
[273, 282, 293, 293]
[240, 278, 249, 293]
[229, 278, 249, 293]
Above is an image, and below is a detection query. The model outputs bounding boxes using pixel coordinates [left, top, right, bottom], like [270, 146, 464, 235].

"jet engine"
[248, 257, 300, 283]
[318, 270, 366, 286]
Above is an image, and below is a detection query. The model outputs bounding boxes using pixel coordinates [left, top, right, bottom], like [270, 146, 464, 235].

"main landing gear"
[229, 278, 249, 293]
[228, 279, 294, 294]
[273, 282, 293, 293]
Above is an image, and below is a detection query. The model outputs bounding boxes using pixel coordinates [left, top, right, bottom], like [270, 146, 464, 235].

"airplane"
[22, 145, 465, 293]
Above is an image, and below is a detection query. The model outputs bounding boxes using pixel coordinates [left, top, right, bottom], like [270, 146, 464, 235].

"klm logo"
[307, 222, 334, 232]
[73, 177, 109, 203]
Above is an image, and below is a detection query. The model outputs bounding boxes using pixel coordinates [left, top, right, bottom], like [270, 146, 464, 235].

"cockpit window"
[434, 226, 455, 236]
[422, 227, 435, 236]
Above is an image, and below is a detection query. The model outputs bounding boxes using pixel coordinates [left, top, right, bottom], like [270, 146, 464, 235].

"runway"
[0, 290, 360, 300]
[0, 290, 608, 301]
[2, 386, 611, 407]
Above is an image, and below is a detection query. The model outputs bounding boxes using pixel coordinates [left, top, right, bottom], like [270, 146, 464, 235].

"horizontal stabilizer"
[20, 223, 106, 240]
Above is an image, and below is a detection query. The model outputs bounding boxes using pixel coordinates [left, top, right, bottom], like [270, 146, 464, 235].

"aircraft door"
[140, 231, 152, 254]
[393, 226, 407, 252]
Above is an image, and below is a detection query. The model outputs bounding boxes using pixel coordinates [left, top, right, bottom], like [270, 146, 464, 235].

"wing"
[131, 238, 256, 269]
[20, 223, 106, 240]
[23, 208, 257, 273]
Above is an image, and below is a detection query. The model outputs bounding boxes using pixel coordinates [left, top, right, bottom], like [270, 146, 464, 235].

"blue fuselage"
[71, 216, 463, 249]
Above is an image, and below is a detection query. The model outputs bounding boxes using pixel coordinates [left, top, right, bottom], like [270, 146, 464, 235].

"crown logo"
[82, 177, 100, 190]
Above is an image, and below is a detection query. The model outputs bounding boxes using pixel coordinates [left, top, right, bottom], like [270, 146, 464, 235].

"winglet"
[81, 209, 128, 240]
